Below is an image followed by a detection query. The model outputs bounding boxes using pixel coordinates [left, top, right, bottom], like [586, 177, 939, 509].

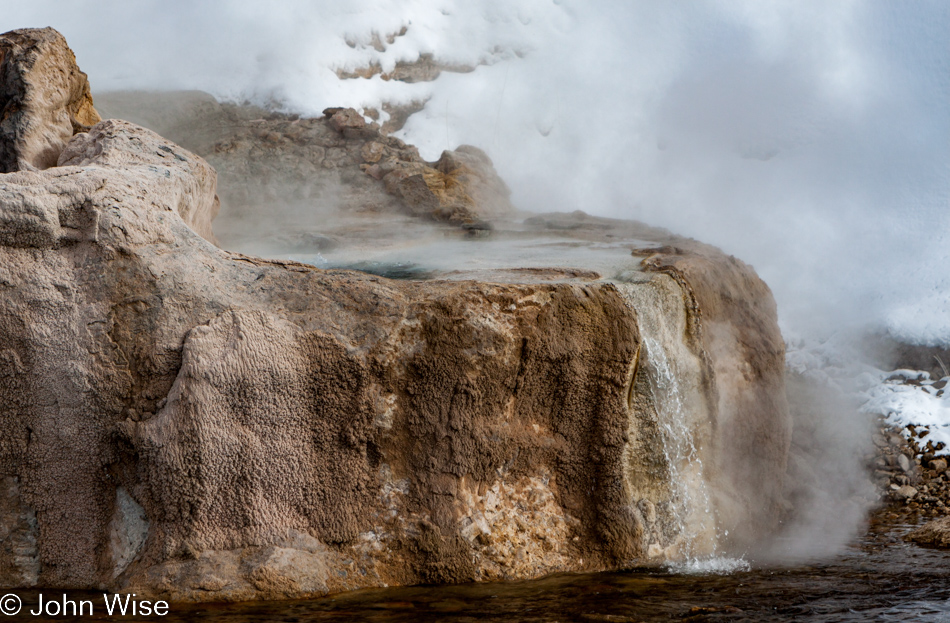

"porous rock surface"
[0, 28, 791, 602]
[0, 28, 100, 173]
[907, 517, 950, 549]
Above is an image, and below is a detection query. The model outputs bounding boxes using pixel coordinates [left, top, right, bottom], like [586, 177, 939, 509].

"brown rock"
[327, 107, 365, 132]
[895, 485, 918, 500]
[0, 28, 100, 172]
[380, 146, 513, 227]
[361, 140, 385, 163]
[0, 119, 791, 599]
[0, 36, 791, 602]
[907, 517, 950, 548]
[637, 242, 791, 545]
[433, 145, 514, 220]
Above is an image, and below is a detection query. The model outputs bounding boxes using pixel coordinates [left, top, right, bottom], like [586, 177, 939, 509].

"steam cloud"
[6, 0, 946, 343]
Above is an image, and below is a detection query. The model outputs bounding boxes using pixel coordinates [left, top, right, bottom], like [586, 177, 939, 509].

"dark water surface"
[14, 517, 950, 622]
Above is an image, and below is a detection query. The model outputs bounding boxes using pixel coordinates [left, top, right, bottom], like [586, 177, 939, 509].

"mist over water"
[7, 0, 946, 342]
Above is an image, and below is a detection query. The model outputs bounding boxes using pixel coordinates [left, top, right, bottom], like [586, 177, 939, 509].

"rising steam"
[7, 0, 944, 340]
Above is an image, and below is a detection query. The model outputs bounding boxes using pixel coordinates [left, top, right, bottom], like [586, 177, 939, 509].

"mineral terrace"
[0, 28, 790, 601]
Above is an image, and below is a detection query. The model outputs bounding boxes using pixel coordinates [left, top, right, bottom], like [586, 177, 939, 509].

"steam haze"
[5, 0, 948, 341]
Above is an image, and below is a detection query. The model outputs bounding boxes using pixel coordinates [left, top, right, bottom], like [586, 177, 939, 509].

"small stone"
[931, 458, 948, 472]
[361, 141, 386, 163]
[898, 453, 912, 473]
[895, 485, 918, 500]
[328, 108, 366, 133]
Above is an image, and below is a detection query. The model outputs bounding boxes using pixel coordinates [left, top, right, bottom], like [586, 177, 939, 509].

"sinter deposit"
[0, 28, 790, 601]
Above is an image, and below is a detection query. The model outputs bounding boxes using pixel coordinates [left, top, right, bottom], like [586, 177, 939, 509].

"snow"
[787, 335, 950, 457]
[859, 371, 950, 454]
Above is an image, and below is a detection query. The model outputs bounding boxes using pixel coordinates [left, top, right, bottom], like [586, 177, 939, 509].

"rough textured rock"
[907, 517, 950, 548]
[0, 121, 639, 595]
[0, 41, 791, 602]
[636, 244, 790, 546]
[0, 28, 100, 172]
[0, 118, 790, 600]
[379, 147, 509, 228]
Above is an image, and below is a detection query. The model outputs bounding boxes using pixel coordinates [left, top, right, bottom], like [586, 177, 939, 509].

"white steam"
[4, 0, 948, 341]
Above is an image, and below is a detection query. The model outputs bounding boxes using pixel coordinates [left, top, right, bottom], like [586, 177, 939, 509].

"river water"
[17, 514, 940, 622]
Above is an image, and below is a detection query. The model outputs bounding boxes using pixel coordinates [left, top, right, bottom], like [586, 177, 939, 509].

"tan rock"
[0, 28, 100, 172]
[0, 120, 790, 599]
[895, 485, 918, 500]
[907, 516, 950, 548]
[361, 141, 386, 163]
[380, 147, 513, 227]
[0, 37, 791, 602]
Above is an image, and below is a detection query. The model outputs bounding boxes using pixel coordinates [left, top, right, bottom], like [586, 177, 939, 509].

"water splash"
[666, 555, 751, 575]
[643, 336, 718, 565]
[642, 334, 749, 572]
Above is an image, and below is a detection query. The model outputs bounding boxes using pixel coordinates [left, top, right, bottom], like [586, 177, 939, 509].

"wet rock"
[0, 116, 792, 601]
[380, 147, 514, 227]
[906, 517, 950, 548]
[433, 146, 514, 220]
[0, 27, 100, 172]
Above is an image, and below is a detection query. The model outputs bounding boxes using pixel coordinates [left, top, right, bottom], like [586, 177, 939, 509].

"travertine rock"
[0, 38, 791, 602]
[94, 94, 513, 245]
[0, 28, 100, 172]
[0, 120, 640, 596]
[907, 517, 950, 549]
[0, 117, 790, 600]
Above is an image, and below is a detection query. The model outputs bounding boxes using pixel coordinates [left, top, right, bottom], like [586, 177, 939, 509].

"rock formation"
[0, 28, 790, 601]
[907, 517, 950, 549]
[0, 28, 100, 172]
[93, 91, 512, 255]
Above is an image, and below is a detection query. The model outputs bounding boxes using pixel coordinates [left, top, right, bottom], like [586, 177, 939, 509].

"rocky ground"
[868, 409, 950, 545]
[870, 417, 949, 518]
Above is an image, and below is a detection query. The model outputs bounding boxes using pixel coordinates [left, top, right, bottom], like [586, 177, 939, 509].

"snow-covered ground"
[861, 371, 950, 455]
[787, 335, 950, 458]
